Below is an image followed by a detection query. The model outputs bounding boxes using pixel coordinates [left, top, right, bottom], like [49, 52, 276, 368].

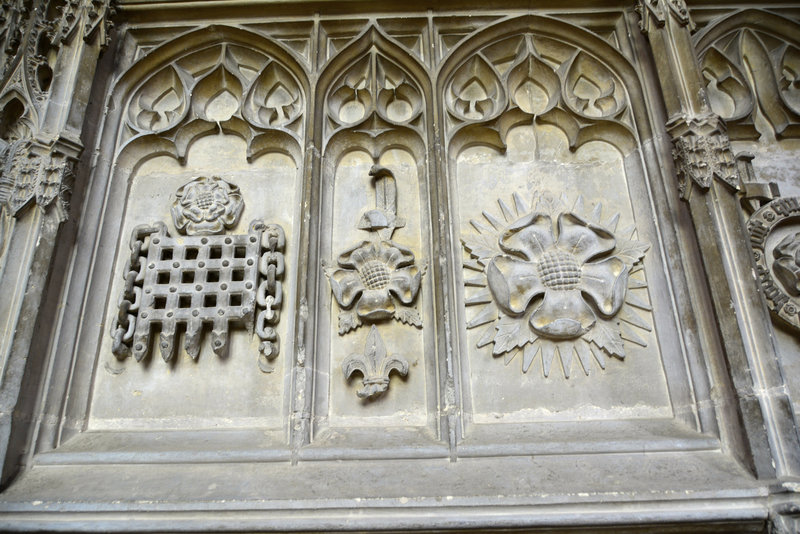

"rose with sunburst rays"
[462, 191, 653, 378]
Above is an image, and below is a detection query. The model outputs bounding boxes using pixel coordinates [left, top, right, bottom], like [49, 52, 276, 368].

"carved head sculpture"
[773, 232, 800, 297]
[171, 175, 244, 236]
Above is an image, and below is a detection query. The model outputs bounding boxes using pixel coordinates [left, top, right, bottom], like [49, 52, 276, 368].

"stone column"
[0, 0, 113, 486]
[637, 0, 800, 484]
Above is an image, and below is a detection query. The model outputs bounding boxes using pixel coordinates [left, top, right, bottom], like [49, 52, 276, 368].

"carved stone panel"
[2, 7, 797, 532]
[321, 151, 432, 433]
[91, 135, 300, 433]
[455, 126, 669, 427]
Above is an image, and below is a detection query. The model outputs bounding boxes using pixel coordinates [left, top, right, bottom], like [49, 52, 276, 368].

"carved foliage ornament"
[0, 140, 74, 217]
[0, 0, 114, 104]
[748, 196, 800, 334]
[110, 177, 285, 373]
[635, 0, 693, 34]
[463, 191, 651, 377]
[699, 27, 800, 139]
[326, 165, 424, 398]
[672, 127, 738, 199]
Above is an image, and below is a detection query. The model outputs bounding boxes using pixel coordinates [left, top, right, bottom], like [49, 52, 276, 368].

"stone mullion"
[0, 2, 113, 486]
[288, 18, 320, 459]
[426, 21, 460, 458]
[637, 0, 800, 480]
[425, 13, 464, 457]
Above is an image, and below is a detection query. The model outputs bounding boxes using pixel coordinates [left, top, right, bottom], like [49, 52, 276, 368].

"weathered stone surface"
[0, 1, 798, 532]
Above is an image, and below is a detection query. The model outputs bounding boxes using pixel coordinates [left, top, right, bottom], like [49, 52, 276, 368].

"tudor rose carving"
[171, 175, 244, 236]
[463, 192, 651, 377]
[326, 165, 424, 398]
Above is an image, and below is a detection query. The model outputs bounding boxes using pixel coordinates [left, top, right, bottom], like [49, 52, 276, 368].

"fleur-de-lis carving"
[342, 325, 408, 399]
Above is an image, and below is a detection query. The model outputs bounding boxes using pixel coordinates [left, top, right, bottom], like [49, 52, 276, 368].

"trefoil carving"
[343, 325, 409, 399]
[462, 191, 652, 378]
[110, 177, 285, 372]
[443, 34, 634, 155]
[748, 195, 800, 335]
[123, 42, 304, 163]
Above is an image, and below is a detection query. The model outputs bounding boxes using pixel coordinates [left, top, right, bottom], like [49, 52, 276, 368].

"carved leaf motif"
[584, 320, 625, 359]
[700, 47, 754, 121]
[447, 55, 505, 122]
[562, 51, 626, 119]
[394, 307, 422, 327]
[244, 61, 303, 129]
[492, 318, 530, 355]
[128, 65, 188, 132]
[614, 240, 650, 269]
[462, 231, 501, 261]
[339, 310, 361, 335]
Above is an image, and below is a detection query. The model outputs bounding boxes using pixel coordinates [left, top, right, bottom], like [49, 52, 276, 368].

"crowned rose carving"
[171, 176, 244, 235]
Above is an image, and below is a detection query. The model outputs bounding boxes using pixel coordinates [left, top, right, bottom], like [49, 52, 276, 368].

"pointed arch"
[316, 24, 431, 163]
[113, 25, 311, 172]
[437, 14, 651, 156]
[116, 25, 310, 103]
[694, 9, 800, 51]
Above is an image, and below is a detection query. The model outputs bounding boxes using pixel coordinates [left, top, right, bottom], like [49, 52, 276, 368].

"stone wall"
[0, 1, 798, 531]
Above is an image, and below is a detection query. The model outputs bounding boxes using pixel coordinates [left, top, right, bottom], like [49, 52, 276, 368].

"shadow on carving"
[462, 191, 651, 377]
